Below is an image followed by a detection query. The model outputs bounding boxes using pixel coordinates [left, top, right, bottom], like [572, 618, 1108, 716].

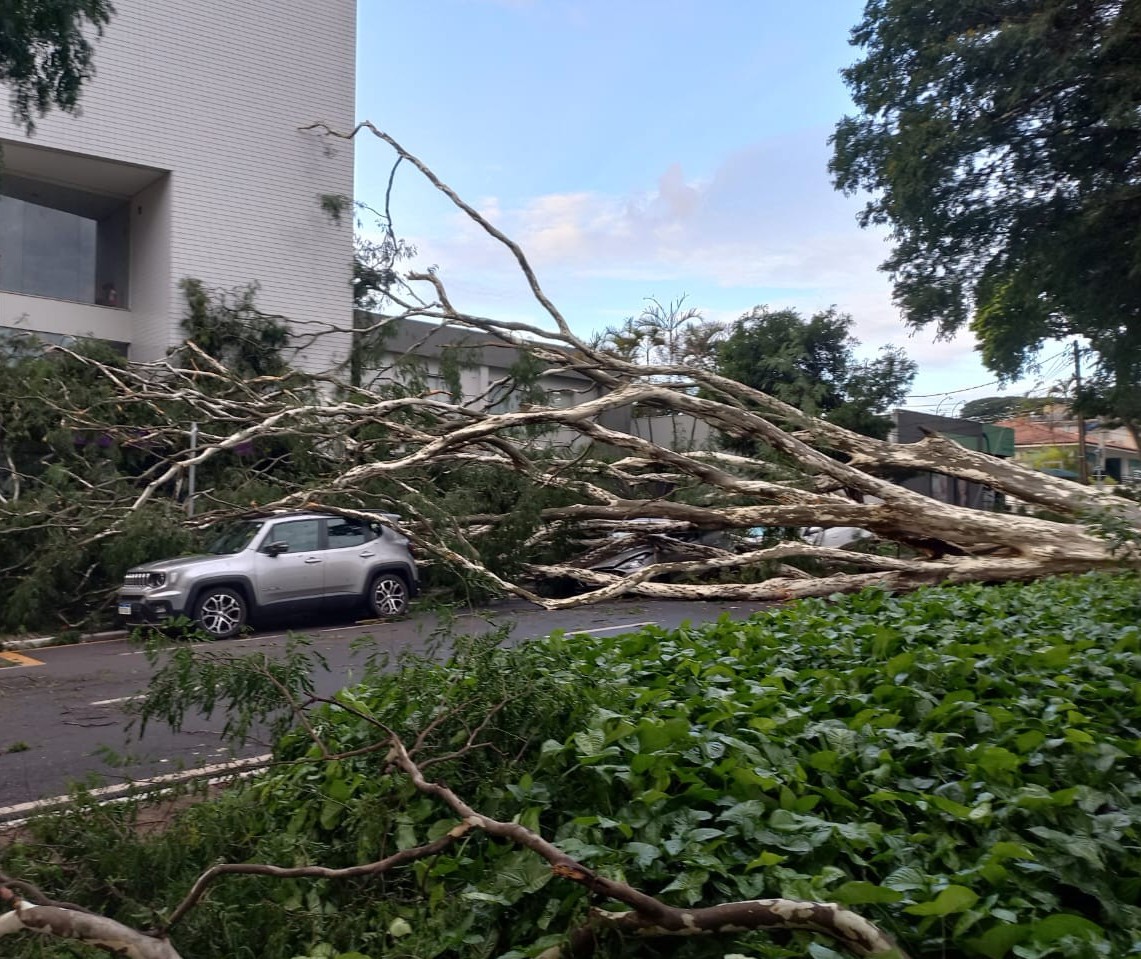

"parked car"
[116, 512, 419, 639]
[588, 522, 874, 576]
[799, 525, 873, 549]
[583, 521, 730, 575]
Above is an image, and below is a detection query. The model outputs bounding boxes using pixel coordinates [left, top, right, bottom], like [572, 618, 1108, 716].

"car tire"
[193, 587, 248, 640]
[368, 572, 409, 618]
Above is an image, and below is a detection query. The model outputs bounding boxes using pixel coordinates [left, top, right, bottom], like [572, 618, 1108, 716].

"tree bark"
[0, 889, 182, 959]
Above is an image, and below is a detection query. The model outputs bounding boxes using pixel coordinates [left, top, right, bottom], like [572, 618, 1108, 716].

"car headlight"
[146, 571, 169, 589]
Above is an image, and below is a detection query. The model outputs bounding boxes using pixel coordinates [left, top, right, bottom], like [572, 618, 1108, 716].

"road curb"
[1, 629, 127, 651]
[0, 754, 273, 826]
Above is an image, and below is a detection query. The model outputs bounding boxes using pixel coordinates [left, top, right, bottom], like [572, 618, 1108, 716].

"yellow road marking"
[0, 651, 43, 667]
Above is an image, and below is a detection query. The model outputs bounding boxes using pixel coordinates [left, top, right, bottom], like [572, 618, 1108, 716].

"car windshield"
[205, 520, 263, 555]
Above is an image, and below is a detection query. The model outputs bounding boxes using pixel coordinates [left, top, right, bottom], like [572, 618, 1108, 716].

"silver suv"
[117, 512, 419, 639]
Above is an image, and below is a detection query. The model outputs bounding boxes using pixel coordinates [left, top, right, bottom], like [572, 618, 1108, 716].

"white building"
[362, 313, 614, 407]
[0, 0, 356, 371]
[358, 314, 628, 448]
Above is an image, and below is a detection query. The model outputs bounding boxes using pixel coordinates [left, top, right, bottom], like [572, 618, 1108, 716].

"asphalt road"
[0, 597, 772, 809]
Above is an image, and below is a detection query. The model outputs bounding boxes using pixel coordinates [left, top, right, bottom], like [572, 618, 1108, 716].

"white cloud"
[393, 128, 1052, 400]
[416, 129, 892, 310]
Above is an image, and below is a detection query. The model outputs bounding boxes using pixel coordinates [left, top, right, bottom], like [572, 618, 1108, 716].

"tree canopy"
[178, 278, 293, 379]
[829, 0, 1141, 444]
[715, 305, 916, 438]
[959, 395, 1049, 423]
[0, 0, 113, 132]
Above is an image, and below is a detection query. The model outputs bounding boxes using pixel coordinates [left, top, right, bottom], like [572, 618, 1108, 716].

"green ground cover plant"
[4, 573, 1139, 958]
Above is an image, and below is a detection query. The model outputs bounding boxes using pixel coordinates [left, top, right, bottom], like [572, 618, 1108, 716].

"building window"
[0, 175, 130, 308]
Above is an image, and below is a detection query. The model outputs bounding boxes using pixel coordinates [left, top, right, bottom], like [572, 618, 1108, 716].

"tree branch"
[385, 734, 907, 958]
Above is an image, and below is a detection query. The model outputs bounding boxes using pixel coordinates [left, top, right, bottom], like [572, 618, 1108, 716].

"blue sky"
[354, 0, 1053, 413]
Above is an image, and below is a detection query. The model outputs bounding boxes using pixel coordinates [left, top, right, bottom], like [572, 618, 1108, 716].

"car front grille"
[123, 572, 150, 588]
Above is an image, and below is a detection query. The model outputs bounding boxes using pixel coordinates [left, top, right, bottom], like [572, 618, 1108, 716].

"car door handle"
[304, 557, 323, 564]
[358, 550, 376, 558]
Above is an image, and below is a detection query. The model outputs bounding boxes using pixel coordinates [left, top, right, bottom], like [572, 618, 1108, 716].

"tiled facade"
[0, 0, 356, 372]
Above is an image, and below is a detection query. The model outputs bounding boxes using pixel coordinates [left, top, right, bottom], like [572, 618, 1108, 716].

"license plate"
[118, 603, 133, 616]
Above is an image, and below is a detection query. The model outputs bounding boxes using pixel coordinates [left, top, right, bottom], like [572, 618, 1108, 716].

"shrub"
[5, 573, 1140, 958]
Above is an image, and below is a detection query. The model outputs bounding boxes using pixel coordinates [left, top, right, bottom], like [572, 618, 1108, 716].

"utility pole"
[187, 422, 198, 516]
[1073, 342, 1089, 485]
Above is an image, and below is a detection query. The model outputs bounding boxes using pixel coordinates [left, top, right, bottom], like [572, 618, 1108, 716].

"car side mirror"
[264, 541, 290, 556]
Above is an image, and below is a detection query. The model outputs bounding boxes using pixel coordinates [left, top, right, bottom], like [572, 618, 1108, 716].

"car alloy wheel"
[195, 587, 247, 639]
[370, 573, 409, 617]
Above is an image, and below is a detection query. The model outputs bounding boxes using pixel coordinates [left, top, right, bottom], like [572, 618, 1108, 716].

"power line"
[903, 348, 1069, 400]
[904, 379, 1006, 399]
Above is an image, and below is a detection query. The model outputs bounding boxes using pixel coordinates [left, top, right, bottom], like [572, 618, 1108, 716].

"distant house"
[996, 416, 1140, 484]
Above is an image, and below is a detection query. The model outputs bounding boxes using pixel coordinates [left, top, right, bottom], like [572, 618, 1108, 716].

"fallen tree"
[0, 124, 1137, 625]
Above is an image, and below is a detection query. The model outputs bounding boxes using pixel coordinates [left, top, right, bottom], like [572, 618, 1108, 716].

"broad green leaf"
[974, 745, 1021, 777]
[388, 918, 413, 938]
[967, 923, 1030, 959]
[930, 795, 974, 820]
[319, 799, 343, 831]
[987, 842, 1035, 862]
[625, 841, 659, 868]
[808, 749, 840, 773]
[661, 868, 710, 905]
[831, 881, 904, 905]
[572, 726, 605, 757]
[1029, 913, 1106, 943]
[719, 799, 769, 826]
[637, 716, 691, 752]
[688, 827, 725, 843]
[905, 885, 979, 916]
[491, 849, 554, 901]
[1027, 827, 1102, 866]
[394, 818, 418, 851]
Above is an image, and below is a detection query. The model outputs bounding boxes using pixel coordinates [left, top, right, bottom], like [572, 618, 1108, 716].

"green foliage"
[340, 197, 418, 387]
[0, 285, 584, 633]
[7, 574, 1141, 958]
[715, 305, 916, 439]
[960, 398, 1049, 424]
[1082, 505, 1141, 558]
[406, 457, 586, 601]
[830, 0, 1141, 438]
[0, 498, 196, 633]
[0, 284, 330, 633]
[0, 0, 113, 132]
[347, 199, 416, 314]
[179, 278, 295, 379]
[0, 336, 199, 632]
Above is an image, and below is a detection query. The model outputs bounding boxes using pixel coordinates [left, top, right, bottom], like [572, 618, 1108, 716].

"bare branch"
[160, 822, 474, 933]
[385, 734, 907, 958]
